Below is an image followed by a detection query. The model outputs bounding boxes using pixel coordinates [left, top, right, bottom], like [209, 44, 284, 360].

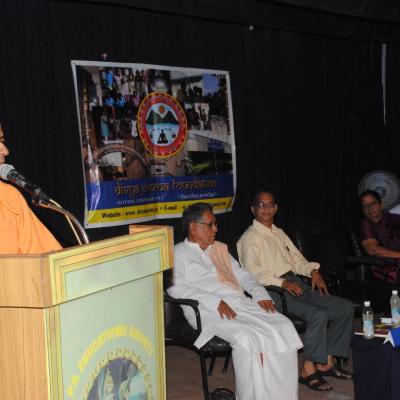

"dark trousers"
[269, 274, 354, 364]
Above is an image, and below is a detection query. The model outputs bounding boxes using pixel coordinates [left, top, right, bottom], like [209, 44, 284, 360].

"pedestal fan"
[358, 170, 400, 211]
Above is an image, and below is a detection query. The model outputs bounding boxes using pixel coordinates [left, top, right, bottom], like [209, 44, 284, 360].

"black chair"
[265, 285, 307, 334]
[293, 220, 346, 284]
[164, 264, 307, 399]
[164, 291, 233, 400]
[347, 222, 400, 313]
[164, 288, 306, 400]
[347, 222, 400, 289]
[292, 219, 390, 315]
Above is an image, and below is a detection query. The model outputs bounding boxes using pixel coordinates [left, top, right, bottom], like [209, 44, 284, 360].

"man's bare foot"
[315, 363, 335, 372]
[315, 355, 335, 372]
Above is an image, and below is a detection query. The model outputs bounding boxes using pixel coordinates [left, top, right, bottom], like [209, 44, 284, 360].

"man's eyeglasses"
[254, 201, 276, 209]
[361, 201, 380, 210]
[196, 221, 218, 229]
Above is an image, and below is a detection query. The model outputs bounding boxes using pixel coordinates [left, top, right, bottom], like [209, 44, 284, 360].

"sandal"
[318, 366, 353, 380]
[299, 372, 333, 391]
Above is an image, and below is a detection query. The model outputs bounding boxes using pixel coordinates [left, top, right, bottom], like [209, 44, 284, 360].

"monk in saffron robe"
[0, 123, 61, 254]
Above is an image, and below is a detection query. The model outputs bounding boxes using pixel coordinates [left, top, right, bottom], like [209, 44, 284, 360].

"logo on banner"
[137, 92, 187, 158]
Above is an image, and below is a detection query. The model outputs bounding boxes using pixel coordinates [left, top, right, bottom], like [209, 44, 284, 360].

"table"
[352, 334, 400, 400]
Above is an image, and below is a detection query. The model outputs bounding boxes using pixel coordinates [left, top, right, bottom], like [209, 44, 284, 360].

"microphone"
[0, 164, 50, 203]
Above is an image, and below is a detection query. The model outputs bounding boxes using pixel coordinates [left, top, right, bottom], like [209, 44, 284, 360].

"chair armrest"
[164, 292, 203, 333]
[347, 255, 398, 267]
[164, 292, 199, 307]
[264, 285, 307, 334]
[320, 270, 340, 283]
[319, 270, 341, 295]
[264, 285, 288, 314]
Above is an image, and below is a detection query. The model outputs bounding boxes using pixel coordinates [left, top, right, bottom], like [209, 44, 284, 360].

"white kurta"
[168, 239, 303, 400]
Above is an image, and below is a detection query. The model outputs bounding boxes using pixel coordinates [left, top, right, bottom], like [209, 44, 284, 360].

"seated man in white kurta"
[168, 202, 302, 400]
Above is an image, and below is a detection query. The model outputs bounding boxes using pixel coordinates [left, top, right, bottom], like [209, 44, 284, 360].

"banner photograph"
[72, 61, 236, 227]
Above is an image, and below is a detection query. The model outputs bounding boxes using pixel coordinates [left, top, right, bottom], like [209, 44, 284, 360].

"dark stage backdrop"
[0, 0, 400, 251]
[271, 0, 400, 25]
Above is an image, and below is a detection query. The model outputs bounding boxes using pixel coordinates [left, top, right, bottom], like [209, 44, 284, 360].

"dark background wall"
[1, 0, 400, 248]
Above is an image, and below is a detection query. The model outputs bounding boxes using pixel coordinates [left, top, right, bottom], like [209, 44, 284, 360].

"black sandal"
[299, 372, 333, 391]
[318, 366, 353, 380]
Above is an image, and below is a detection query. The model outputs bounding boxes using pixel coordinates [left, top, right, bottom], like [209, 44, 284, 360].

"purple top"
[360, 212, 400, 251]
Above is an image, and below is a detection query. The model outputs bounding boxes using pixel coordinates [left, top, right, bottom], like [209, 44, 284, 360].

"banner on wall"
[72, 61, 236, 228]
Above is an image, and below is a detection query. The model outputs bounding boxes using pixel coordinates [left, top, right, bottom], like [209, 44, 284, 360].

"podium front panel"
[50, 273, 164, 400]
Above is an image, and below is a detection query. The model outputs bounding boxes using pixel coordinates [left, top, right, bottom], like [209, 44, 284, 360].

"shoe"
[299, 372, 333, 391]
[318, 366, 353, 380]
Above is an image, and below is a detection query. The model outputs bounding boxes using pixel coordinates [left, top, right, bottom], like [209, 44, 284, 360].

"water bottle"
[390, 290, 400, 327]
[362, 301, 374, 339]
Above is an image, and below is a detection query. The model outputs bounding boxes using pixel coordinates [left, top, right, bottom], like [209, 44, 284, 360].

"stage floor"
[166, 345, 355, 400]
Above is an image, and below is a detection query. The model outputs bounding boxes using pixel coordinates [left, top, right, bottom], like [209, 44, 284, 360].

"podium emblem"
[85, 349, 152, 400]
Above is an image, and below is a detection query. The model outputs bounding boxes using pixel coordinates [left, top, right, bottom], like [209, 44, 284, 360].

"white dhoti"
[231, 346, 298, 400]
[191, 299, 302, 400]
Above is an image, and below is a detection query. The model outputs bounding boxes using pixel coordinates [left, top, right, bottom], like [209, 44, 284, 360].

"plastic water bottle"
[390, 290, 400, 327]
[362, 301, 374, 339]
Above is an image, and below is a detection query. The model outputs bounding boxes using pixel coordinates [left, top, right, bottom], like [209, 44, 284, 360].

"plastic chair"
[164, 291, 232, 400]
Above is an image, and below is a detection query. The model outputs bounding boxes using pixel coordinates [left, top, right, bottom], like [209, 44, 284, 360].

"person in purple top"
[360, 190, 400, 259]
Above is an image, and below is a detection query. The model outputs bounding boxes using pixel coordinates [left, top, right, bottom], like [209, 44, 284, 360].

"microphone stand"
[33, 197, 90, 245]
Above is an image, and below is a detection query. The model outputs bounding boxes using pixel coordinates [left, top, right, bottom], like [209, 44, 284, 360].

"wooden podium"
[0, 225, 173, 400]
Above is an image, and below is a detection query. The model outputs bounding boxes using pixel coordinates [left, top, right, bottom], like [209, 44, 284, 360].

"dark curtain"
[271, 0, 400, 25]
[59, 0, 400, 42]
[0, 0, 399, 248]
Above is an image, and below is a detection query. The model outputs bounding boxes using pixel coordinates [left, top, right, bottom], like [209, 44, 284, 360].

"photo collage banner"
[72, 61, 236, 227]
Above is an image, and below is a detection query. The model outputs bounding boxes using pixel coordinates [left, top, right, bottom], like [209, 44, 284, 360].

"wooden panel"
[0, 256, 51, 308]
[0, 308, 49, 400]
